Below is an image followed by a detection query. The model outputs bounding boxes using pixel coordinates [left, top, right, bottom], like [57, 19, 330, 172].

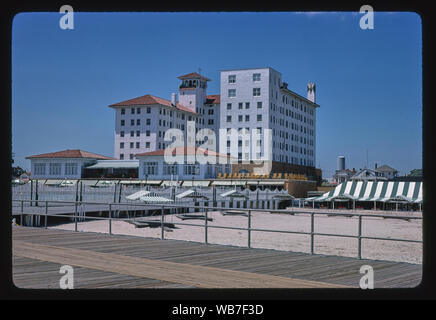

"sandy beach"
[50, 209, 422, 264]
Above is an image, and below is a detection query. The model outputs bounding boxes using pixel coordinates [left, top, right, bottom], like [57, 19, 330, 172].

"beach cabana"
[306, 181, 423, 211]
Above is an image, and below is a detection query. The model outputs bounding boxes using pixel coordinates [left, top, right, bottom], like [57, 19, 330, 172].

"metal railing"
[11, 199, 422, 260]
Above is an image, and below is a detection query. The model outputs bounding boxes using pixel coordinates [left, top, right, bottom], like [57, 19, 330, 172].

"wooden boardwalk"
[12, 227, 422, 289]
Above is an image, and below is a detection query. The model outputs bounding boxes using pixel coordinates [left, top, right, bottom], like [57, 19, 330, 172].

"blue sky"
[12, 11, 422, 178]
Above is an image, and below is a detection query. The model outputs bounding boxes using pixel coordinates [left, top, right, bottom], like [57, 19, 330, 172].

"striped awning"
[126, 190, 151, 200]
[139, 195, 174, 203]
[308, 181, 422, 203]
[176, 189, 209, 199]
[220, 189, 248, 199]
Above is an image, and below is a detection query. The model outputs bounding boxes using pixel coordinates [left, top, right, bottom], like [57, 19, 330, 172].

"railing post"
[21, 200, 24, 225]
[74, 201, 78, 232]
[310, 212, 315, 255]
[45, 201, 48, 229]
[358, 215, 362, 259]
[205, 211, 208, 244]
[109, 204, 112, 235]
[248, 210, 251, 248]
[161, 205, 164, 240]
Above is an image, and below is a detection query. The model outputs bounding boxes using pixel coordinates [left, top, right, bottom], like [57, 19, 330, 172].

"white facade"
[110, 73, 221, 160]
[113, 104, 199, 160]
[219, 67, 318, 167]
[29, 158, 98, 179]
[137, 154, 232, 180]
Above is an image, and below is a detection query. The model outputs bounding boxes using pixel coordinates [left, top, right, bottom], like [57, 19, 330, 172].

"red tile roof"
[26, 149, 114, 160]
[109, 94, 198, 115]
[177, 72, 211, 81]
[135, 146, 231, 158]
[205, 94, 220, 104]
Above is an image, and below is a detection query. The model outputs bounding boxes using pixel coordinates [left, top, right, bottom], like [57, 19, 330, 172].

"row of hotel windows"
[120, 107, 151, 115]
[270, 103, 314, 125]
[120, 142, 150, 149]
[272, 142, 314, 155]
[272, 95, 315, 116]
[226, 114, 263, 123]
[142, 162, 232, 176]
[228, 88, 261, 98]
[271, 119, 315, 136]
[228, 73, 261, 84]
[226, 101, 262, 110]
[33, 163, 78, 175]
[271, 155, 313, 167]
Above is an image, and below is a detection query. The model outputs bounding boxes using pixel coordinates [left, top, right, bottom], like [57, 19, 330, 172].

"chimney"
[171, 93, 177, 106]
[307, 82, 316, 103]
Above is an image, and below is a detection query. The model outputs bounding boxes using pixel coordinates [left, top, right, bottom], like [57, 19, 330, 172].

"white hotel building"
[220, 67, 318, 167]
[107, 67, 319, 179]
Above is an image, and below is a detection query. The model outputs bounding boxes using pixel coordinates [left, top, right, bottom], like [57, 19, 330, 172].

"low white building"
[26, 149, 114, 179]
[136, 147, 232, 180]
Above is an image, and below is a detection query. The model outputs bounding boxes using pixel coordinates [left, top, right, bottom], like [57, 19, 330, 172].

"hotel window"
[146, 142, 150, 148]
[208, 119, 214, 125]
[146, 130, 150, 137]
[34, 163, 46, 175]
[65, 163, 78, 175]
[183, 163, 200, 175]
[136, 142, 140, 148]
[130, 119, 134, 126]
[227, 103, 232, 110]
[120, 142, 124, 149]
[131, 108, 135, 114]
[238, 103, 243, 110]
[253, 88, 261, 96]
[253, 73, 261, 81]
[228, 75, 236, 83]
[228, 89, 236, 98]
[143, 162, 158, 175]
[121, 120, 125, 126]
[238, 115, 243, 122]
[245, 115, 250, 122]
[164, 163, 179, 175]
[146, 118, 151, 125]
[208, 109, 214, 115]
[137, 119, 140, 125]
[121, 108, 125, 115]
[257, 101, 262, 109]
[137, 108, 141, 114]
[226, 116, 232, 123]
[120, 154, 124, 160]
[245, 102, 250, 109]
[130, 154, 134, 160]
[257, 114, 262, 121]
[130, 142, 134, 148]
[136, 130, 140, 137]
[120, 131, 124, 137]
[130, 131, 134, 137]
[147, 107, 151, 113]
[49, 163, 61, 176]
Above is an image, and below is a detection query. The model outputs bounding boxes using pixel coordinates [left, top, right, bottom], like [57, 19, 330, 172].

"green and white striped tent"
[306, 181, 423, 203]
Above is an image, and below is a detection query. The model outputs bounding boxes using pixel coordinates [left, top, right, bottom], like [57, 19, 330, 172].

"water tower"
[337, 156, 345, 171]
